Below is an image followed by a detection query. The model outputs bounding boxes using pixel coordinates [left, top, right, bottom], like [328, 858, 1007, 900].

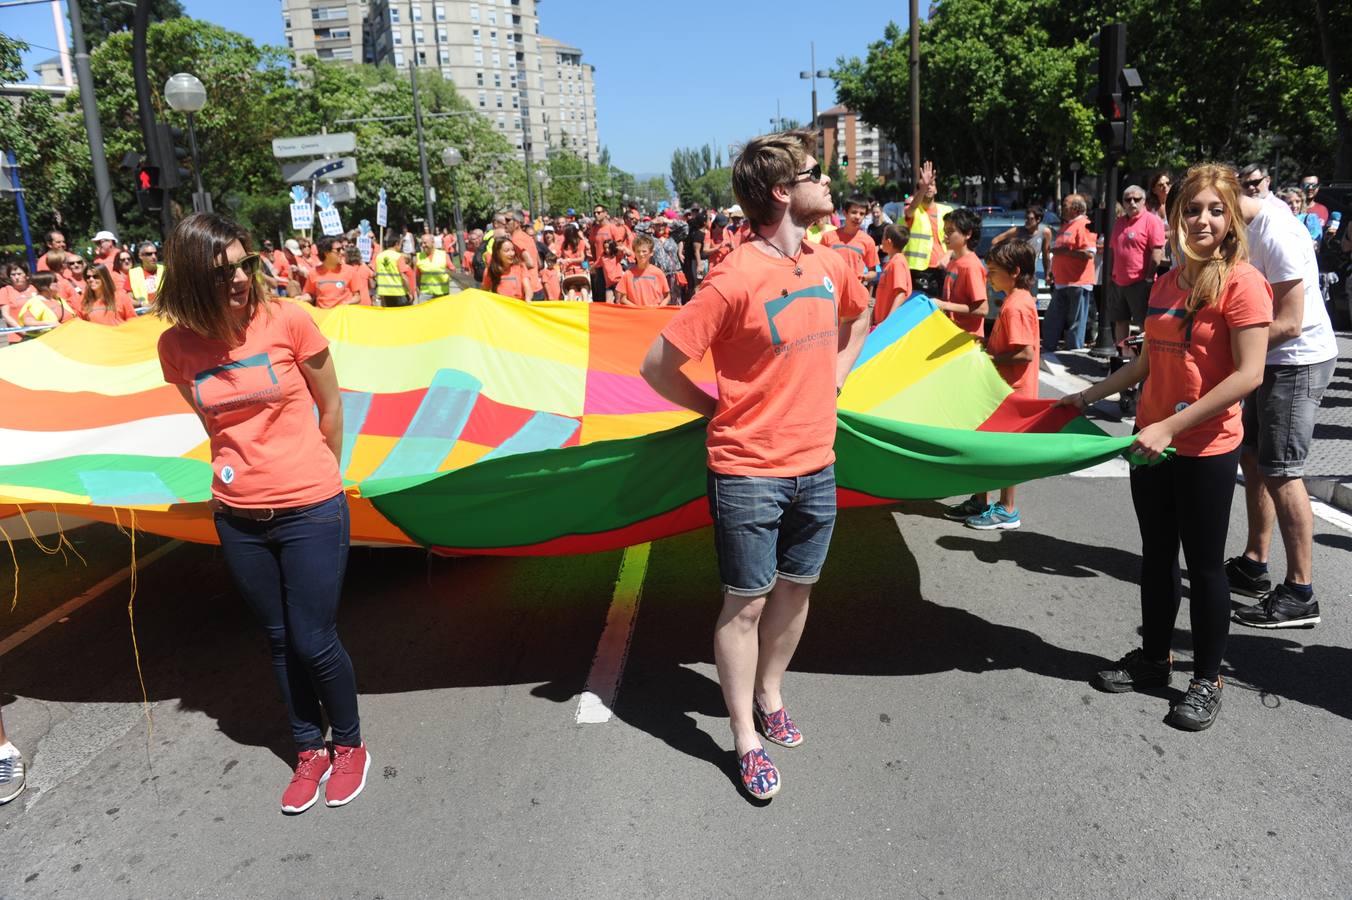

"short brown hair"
[155, 212, 270, 341]
[632, 234, 654, 252]
[881, 223, 910, 251]
[732, 129, 816, 228]
[987, 239, 1036, 291]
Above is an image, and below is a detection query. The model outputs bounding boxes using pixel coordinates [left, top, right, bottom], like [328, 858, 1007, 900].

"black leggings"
[1129, 447, 1240, 681]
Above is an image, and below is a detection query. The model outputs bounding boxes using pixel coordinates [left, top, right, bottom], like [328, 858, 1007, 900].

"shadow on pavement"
[931, 525, 1141, 585]
[1222, 635, 1352, 722]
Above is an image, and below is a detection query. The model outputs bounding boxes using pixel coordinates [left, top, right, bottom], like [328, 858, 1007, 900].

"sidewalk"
[1043, 332, 1352, 515]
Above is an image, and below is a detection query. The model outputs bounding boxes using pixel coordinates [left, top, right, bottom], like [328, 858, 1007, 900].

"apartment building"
[816, 105, 901, 184]
[282, 0, 370, 64]
[537, 36, 596, 163]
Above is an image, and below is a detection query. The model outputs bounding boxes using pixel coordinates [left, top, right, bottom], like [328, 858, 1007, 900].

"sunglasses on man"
[794, 163, 824, 184]
[1241, 176, 1268, 189]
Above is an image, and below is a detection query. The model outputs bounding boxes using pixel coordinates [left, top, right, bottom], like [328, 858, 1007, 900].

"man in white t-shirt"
[1228, 190, 1338, 629]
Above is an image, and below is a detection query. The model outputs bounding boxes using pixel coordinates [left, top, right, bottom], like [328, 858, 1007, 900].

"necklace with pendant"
[760, 236, 803, 276]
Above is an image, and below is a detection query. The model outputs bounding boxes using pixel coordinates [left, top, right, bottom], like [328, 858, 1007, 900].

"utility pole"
[409, 62, 435, 231]
[70, 0, 117, 236]
[133, 1, 171, 236]
[909, 0, 921, 185]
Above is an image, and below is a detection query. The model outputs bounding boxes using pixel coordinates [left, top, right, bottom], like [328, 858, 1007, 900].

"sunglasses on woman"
[213, 253, 261, 285]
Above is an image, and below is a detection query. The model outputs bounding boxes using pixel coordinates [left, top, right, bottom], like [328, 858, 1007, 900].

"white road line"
[1311, 497, 1352, 533]
[0, 539, 183, 659]
[575, 542, 651, 725]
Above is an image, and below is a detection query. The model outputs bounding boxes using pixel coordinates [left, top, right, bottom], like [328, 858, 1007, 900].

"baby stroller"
[561, 273, 593, 302]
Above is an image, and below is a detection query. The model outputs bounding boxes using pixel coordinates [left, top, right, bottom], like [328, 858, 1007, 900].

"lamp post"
[799, 42, 829, 154]
[535, 167, 549, 215]
[442, 146, 465, 259]
[580, 180, 591, 208]
[163, 72, 211, 213]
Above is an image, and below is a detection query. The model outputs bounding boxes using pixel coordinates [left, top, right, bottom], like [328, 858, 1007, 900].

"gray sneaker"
[0, 750, 25, 805]
[1168, 678, 1222, 731]
[1093, 648, 1172, 693]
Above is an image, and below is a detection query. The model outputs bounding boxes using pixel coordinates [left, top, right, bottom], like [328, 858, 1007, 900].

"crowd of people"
[0, 131, 1347, 808]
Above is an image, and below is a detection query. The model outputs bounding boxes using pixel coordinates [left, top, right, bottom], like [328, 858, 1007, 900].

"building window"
[496, 93, 503, 108]
[334, 47, 354, 60]
[478, 91, 486, 107]
[283, 15, 291, 28]
[492, 52, 500, 67]
[511, 94, 518, 109]
[489, 30, 497, 45]
[436, 5, 447, 21]
[442, 67, 452, 78]
[286, 34, 293, 47]
[472, 28, 480, 44]
[393, 31, 402, 45]
[312, 5, 347, 21]
[414, 28, 424, 44]
[417, 50, 427, 65]
[488, 10, 497, 24]
[498, 116, 506, 129]
[474, 49, 483, 64]
[476, 71, 483, 85]
[394, 49, 404, 66]
[390, 7, 399, 23]
[439, 49, 450, 64]
[437, 28, 447, 42]
[411, 5, 421, 21]
[469, 4, 479, 21]
[493, 72, 501, 87]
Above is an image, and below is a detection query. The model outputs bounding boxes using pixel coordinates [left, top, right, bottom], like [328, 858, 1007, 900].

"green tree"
[75, 0, 185, 47]
[670, 144, 722, 204]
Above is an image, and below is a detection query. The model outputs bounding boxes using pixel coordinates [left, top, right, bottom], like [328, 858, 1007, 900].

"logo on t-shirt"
[220, 465, 236, 484]
[193, 351, 283, 414]
[763, 283, 838, 352]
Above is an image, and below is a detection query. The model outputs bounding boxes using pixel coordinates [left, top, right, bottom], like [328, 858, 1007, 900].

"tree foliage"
[834, 0, 1352, 199]
[0, 17, 640, 252]
[670, 144, 723, 205]
[74, 0, 185, 47]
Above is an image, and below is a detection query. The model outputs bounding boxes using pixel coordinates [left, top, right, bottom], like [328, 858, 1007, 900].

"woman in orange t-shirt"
[1, 263, 37, 342]
[111, 248, 135, 296]
[77, 263, 137, 325]
[155, 213, 370, 814]
[1059, 163, 1270, 732]
[482, 239, 530, 301]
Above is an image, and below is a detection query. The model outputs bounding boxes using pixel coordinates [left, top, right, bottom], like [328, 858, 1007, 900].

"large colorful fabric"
[0, 291, 1134, 555]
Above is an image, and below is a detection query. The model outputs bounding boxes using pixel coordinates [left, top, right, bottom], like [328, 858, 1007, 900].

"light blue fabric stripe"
[339, 391, 373, 479]
[367, 370, 481, 480]
[479, 411, 580, 462]
[852, 294, 936, 371]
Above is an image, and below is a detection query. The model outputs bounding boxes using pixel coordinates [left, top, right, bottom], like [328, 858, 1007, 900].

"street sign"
[376, 187, 388, 228]
[290, 203, 313, 230]
[272, 132, 357, 159]
[281, 156, 358, 184]
[323, 181, 357, 203]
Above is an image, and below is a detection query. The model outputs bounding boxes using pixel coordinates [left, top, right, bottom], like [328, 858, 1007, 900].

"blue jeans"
[214, 493, 360, 751]
[1042, 285, 1091, 351]
[707, 465, 838, 598]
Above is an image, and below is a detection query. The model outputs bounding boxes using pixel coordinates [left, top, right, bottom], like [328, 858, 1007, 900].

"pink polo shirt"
[1109, 211, 1165, 285]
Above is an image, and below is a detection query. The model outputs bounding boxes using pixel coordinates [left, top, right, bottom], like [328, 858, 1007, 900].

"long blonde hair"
[1169, 163, 1249, 318]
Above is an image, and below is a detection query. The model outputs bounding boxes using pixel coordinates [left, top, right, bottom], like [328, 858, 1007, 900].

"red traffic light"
[135, 164, 161, 191]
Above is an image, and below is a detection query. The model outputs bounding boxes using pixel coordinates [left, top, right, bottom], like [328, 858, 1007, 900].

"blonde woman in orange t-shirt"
[156, 213, 370, 814]
[1058, 163, 1270, 732]
[78, 263, 137, 325]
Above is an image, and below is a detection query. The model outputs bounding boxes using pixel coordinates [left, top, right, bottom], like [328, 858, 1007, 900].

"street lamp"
[534, 167, 549, 215]
[163, 72, 211, 212]
[580, 179, 591, 208]
[799, 42, 829, 153]
[441, 146, 465, 257]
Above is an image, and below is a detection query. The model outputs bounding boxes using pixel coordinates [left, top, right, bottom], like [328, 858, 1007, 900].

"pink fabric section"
[584, 369, 716, 415]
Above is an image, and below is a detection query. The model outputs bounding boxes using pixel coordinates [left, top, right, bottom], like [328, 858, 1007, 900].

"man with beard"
[640, 130, 869, 801]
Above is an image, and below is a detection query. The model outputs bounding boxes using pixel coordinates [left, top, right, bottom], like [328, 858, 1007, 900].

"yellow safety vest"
[375, 248, 409, 300]
[415, 248, 451, 296]
[904, 201, 952, 271]
[128, 265, 164, 304]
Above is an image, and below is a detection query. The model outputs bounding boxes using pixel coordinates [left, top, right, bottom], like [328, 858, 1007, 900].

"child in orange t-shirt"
[540, 250, 562, 301]
[600, 240, 625, 302]
[938, 208, 988, 337]
[872, 224, 913, 327]
[615, 236, 672, 307]
[953, 239, 1042, 531]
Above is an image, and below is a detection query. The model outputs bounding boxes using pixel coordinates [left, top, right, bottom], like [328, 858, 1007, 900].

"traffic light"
[841, 153, 849, 168]
[1088, 24, 1142, 160]
[134, 160, 164, 213]
[152, 123, 190, 190]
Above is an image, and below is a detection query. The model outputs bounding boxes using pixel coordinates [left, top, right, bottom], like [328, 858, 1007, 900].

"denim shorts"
[1241, 358, 1336, 477]
[706, 464, 838, 598]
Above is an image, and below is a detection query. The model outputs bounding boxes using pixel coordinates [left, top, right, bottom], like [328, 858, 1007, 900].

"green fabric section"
[366, 412, 1136, 550]
[864, 349, 1010, 430]
[0, 454, 213, 503]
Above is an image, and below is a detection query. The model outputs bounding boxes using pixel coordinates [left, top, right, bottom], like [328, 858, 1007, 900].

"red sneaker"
[280, 748, 331, 814]
[325, 743, 371, 808]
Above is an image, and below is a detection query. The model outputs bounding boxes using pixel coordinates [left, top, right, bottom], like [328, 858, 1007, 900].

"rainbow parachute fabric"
[0, 291, 1133, 554]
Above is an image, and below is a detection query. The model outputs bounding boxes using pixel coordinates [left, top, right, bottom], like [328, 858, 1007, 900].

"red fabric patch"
[976, 395, 1079, 434]
[361, 389, 427, 436]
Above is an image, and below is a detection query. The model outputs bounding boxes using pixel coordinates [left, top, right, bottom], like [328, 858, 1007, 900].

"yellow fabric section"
[0, 485, 92, 505]
[861, 350, 1010, 430]
[0, 337, 167, 395]
[842, 314, 982, 413]
[343, 435, 399, 483]
[438, 440, 492, 472]
[580, 410, 700, 444]
[315, 294, 590, 415]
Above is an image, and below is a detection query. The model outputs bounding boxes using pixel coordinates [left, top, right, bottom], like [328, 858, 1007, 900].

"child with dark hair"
[958, 239, 1041, 530]
[540, 250, 562, 300]
[937, 208, 987, 336]
[873, 224, 913, 326]
[600, 239, 624, 303]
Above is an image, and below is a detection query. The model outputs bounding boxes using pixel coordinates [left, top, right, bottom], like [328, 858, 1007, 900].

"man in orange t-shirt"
[640, 129, 869, 802]
[937, 208, 988, 337]
[821, 196, 881, 285]
[505, 212, 543, 300]
[299, 236, 370, 307]
[34, 229, 66, 272]
[1042, 193, 1097, 351]
[614, 236, 672, 307]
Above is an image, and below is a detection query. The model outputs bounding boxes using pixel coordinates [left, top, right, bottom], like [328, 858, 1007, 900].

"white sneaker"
[0, 747, 25, 805]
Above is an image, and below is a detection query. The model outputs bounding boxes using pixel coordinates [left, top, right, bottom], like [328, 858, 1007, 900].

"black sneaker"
[1233, 583, 1321, 629]
[1225, 556, 1271, 598]
[1092, 649, 1172, 693]
[1168, 678, 1222, 731]
[942, 496, 986, 521]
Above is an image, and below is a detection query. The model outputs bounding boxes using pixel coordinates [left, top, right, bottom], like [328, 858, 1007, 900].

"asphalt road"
[2, 377, 1351, 899]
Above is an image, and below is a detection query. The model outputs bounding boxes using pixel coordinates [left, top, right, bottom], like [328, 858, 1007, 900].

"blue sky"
[5, 0, 908, 176]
